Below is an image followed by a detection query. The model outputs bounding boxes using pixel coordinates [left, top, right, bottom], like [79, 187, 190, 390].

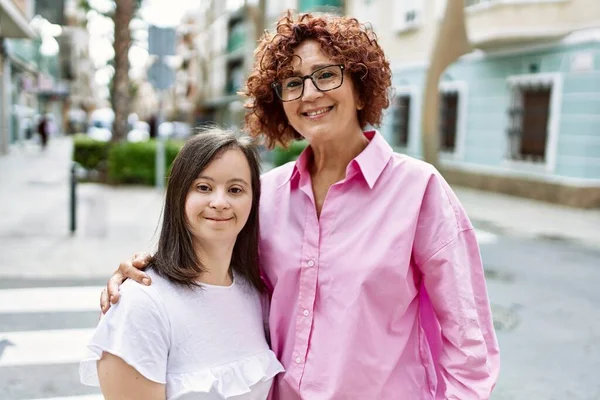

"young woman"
[80, 128, 284, 399]
[102, 12, 499, 399]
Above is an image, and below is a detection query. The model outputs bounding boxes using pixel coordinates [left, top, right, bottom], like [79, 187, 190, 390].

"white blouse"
[80, 269, 284, 400]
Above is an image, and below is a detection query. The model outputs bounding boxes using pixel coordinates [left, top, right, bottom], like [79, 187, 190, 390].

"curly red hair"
[242, 11, 392, 148]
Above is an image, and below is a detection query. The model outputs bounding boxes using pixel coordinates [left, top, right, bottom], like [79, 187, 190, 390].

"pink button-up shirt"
[259, 131, 499, 399]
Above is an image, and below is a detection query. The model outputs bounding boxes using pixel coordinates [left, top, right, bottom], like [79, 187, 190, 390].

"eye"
[196, 184, 211, 192]
[316, 69, 337, 80]
[285, 78, 302, 89]
[229, 186, 243, 194]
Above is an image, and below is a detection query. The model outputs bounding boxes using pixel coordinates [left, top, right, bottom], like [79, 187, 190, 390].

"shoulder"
[389, 153, 438, 182]
[260, 162, 295, 190]
[386, 153, 468, 225]
[375, 153, 446, 200]
[116, 269, 174, 316]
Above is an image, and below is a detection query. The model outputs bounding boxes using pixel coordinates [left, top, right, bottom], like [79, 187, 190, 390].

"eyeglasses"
[272, 64, 345, 102]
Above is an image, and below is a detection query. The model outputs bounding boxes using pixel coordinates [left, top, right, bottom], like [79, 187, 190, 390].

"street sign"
[148, 60, 174, 90]
[148, 26, 176, 57]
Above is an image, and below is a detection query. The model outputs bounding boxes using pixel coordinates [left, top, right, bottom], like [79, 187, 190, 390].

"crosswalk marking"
[0, 328, 95, 367]
[475, 229, 498, 245]
[0, 286, 103, 314]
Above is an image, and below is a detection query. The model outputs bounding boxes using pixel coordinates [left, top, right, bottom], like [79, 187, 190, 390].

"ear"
[355, 94, 365, 111]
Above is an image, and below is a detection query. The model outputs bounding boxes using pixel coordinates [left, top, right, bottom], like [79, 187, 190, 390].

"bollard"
[70, 162, 77, 234]
[155, 135, 166, 190]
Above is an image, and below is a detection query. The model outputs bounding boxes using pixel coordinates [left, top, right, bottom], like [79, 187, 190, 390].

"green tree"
[79, 0, 143, 143]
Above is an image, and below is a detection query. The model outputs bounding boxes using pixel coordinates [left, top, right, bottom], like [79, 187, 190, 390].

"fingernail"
[142, 278, 151, 285]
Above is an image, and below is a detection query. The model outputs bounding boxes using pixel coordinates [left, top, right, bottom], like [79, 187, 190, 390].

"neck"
[309, 127, 369, 180]
[194, 240, 235, 286]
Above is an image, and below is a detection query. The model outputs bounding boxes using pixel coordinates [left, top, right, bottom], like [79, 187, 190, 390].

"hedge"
[72, 134, 111, 171]
[271, 140, 308, 167]
[107, 139, 184, 185]
[72, 135, 184, 185]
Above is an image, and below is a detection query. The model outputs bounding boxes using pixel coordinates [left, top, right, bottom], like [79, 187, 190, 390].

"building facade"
[348, 0, 600, 207]
[0, 0, 98, 154]
[0, 0, 36, 155]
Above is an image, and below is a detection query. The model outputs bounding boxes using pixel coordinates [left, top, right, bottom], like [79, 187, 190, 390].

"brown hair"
[243, 11, 392, 148]
[149, 127, 265, 292]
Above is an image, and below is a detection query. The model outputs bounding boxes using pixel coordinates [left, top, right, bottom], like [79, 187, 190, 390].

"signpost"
[147, 26, 176, 190]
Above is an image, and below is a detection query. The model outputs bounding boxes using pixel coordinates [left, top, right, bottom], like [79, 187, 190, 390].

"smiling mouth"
[302, 106, 333, 117]
[204, 217, 233, 222]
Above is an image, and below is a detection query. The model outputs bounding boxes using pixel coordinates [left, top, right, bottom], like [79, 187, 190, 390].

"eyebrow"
[292, 63, 334, 75]
[196, 175, 250, 186]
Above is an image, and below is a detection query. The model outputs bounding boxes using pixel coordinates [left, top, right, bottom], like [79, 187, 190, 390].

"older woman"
[102, 12, 499, 399]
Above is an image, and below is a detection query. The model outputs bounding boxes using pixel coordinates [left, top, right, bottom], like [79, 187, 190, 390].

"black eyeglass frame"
[271, 64, 346, 102]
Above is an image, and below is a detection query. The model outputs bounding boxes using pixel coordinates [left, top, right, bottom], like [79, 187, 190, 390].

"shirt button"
[303, 309, 309, 317]
[295, 357, 302, 364]
[307, 260, 315, 267]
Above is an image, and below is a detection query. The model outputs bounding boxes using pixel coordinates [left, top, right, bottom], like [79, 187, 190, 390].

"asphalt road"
[0, 230, 599, 400]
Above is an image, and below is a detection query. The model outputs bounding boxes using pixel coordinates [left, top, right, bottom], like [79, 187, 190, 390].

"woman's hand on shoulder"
[100, 252, 153, 314]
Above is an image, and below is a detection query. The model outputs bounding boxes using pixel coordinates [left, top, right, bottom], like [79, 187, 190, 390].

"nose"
[301, 77, 323, 102]
[209, 189, 230, 210]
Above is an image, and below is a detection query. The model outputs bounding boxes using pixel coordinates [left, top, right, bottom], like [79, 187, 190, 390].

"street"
[1, 138, 599, 399]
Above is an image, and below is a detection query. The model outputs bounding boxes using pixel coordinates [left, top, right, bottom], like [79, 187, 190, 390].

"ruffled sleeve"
[79, 281, 170, 386]
[168, 349, 284, 399]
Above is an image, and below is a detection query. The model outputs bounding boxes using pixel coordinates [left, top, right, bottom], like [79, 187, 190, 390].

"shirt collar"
[351, 130, 393, 189]
[282, 130, 393, 189]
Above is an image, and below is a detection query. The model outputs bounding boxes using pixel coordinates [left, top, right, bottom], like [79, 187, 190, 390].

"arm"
[413, 173, 500, 399]
[98, 352, 165, 400]
[83, 280, 171, 393]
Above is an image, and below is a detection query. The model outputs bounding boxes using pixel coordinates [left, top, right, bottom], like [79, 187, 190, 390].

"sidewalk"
[1, 136, 598, 279]
[454, 187, 600, 249]
[0, 137, 164, 279]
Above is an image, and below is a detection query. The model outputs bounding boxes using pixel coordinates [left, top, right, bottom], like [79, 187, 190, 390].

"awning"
[0, 0, 36, 39]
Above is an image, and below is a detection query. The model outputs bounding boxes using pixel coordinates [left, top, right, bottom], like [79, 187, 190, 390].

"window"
[438, 81, 467, 159]
[394, 0, 422, 32]
[507, 86, 551, 162]
[439, 92, 459, 152]
[392, 95, 411, 147]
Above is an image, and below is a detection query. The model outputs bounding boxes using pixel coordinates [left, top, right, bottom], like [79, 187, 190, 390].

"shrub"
[107, 139, 184, 185]
[271, 140, 308, 167]
[72, 134, 111, 171]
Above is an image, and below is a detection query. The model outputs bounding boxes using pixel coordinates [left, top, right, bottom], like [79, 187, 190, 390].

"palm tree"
[111, 0, 135, 142]
[79, 0, 142, 142]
